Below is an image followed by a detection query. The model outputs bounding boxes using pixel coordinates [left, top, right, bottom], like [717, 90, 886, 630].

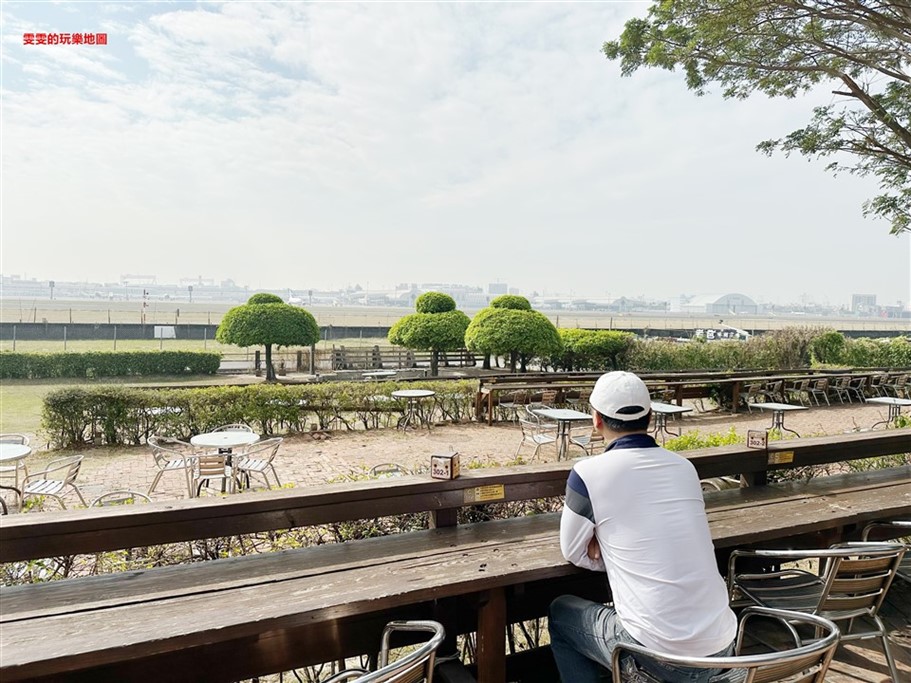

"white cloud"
[1, 1, 907, 307]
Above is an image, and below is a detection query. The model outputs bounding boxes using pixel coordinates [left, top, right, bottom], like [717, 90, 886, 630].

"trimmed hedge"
[0, 351, 221, 379]
[41, 379, 478, 448]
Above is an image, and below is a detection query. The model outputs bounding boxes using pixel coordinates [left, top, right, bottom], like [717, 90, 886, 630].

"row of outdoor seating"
[743, 372, 910, 411]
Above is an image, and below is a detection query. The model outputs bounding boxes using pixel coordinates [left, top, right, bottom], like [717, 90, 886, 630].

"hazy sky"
[2, 1, 909, 307]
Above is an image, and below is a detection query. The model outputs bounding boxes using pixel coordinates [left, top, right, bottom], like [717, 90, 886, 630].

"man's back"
[562, 437, 736, 656]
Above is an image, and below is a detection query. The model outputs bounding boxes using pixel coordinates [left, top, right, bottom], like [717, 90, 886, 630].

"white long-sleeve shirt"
[560, 433, 737, 656]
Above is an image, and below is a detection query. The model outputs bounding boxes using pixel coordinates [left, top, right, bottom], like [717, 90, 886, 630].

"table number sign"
[747, 430, 768, 449]
[431, 451, 460, 480]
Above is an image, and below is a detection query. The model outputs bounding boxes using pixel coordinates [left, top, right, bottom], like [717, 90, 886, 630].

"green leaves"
[415, 292, 457, 314]
[489, 295, 532, 310]
[465, 308, 562, 360]
[246, 293, 285, 305]
[0, 351, 220, 379]
[216, 303, 320, 348]
[387, 311, 470, 352]
[604, 0, 911, 234]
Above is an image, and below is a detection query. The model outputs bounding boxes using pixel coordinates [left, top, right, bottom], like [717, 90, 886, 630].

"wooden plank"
[2, 467, 909, 682]
[2, 431, 908, 562]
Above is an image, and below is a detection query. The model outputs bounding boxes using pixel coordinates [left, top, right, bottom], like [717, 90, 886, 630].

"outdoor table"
[750, 402, 808, 438]
[0, 444, 32, 507]
[530, 408, 592, 461]
[190, 432, 260, 492]
[391, 389, 436, 430]
[867, 397, 911, 429]
[649, 401, 693, 442]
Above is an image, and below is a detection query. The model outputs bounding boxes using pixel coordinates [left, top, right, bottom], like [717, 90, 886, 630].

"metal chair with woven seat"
[611, 607, 839, 683]
[728, 542, 906, 683]
[233, 437, 283, 490]
[862, 520, 911, 583]
[324, 620, 445, 683]
[90, 490, 152, 507]
[515, 418, 557, 459]
[212, 423, 254, 433]
[21, 455, 87, 510]
[147, 436, 196, 498]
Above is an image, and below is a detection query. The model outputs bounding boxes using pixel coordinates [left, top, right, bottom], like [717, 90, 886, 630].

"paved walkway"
[6, 399, 907, 511]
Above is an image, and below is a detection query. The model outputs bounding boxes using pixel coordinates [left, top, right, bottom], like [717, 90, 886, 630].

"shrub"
[489, 295, 532, 310]
[414, 292, 457, 314]
[0, 351, 221, 380]
[41, 379, 479, 448]
[554, 329, 635, 371]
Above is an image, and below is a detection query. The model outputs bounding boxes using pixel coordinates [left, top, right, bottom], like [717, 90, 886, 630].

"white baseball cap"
[589, 371, 651, 420]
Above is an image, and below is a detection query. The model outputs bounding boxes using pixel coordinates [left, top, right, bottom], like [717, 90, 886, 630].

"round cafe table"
[0, 443, 32, 507]
[190, 432, 260, 493]
[391, 390, 436, 431]
[190, 432, 260, 451]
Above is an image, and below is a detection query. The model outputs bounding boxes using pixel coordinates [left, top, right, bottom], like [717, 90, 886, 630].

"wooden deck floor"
[805, 578, 910, 683]
[637, 586, 911, 683]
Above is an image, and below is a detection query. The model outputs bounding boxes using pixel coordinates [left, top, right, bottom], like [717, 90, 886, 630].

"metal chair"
[369, 462, 410, 478]
[213, 423, 254, 432]
[91, 490, 152, 507]
[147, 436, 196, 498]
[569, 425, 603, 456]
[806, 378, 830, 407]
[233, 437, 283, 490]
[611, 607, 839, 683]
[324, 620, 445, 683]
[193, 454, 238, 496]
[728, 542, 906, 683]
[785, 379, 811, 406]
[21, 455, 87, 510]
[847, 375, 868, 403]
[828, 375, 852, 404]
[862, 520, 911, 583]
[497, 391, 527, 423]
[515, 418, 557, 459]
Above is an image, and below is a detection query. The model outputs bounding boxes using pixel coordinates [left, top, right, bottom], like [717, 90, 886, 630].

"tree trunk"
[482, 354, 491, 370]
[509, 351, 518, 373]
[430, 350, 439, 377]
[520, 354, 528, 373]
[265, 344, 276, 381]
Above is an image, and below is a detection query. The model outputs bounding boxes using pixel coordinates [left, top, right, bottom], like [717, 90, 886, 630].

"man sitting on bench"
[548, 371, 737, 682]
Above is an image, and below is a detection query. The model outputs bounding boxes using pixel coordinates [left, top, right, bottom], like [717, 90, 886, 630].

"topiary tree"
[465, 306, 562, 373]
[489, 294, 532, 311]
[216, 295, 320, 381]
[388, 292, 470, 376]
[246, 292, 285, 305]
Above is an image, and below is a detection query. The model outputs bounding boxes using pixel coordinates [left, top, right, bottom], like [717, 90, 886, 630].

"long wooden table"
[2, 463, 909, 683]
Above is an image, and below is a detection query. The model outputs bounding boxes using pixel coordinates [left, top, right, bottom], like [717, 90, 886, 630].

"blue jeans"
[548, 595, 733, 683]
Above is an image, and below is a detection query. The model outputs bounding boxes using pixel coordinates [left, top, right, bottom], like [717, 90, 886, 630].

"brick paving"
[5, 399, 906, 511]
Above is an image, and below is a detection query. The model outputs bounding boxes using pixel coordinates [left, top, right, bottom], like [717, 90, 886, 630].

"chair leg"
[73, 486, 87, 507]
[873, 615, 901, 683]
[147, 471, 164, 496]
[269, 465, 281, 487]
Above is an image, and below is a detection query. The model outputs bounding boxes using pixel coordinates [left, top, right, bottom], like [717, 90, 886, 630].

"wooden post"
[430, 508, 458, 528]
[309, 344, 316, 374]
[11, 325, 15, 352]
[296, 350, 303, 372]
[254, 350, 261, 376]
[113, 325, 117, 351]
[731, 380, 741, 414]
[63, 326, 67, 352]
[476, 588, 506, 683]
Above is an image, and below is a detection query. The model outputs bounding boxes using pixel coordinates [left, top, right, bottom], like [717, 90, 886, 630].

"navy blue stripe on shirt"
[604, 433, 659, 451]
[565, 469, 593, 523]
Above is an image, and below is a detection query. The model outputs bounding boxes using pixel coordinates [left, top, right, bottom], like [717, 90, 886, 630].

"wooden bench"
[2, 431, 909, 683]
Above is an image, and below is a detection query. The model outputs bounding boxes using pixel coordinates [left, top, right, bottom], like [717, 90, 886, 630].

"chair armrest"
[323, 669, 368, 682]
